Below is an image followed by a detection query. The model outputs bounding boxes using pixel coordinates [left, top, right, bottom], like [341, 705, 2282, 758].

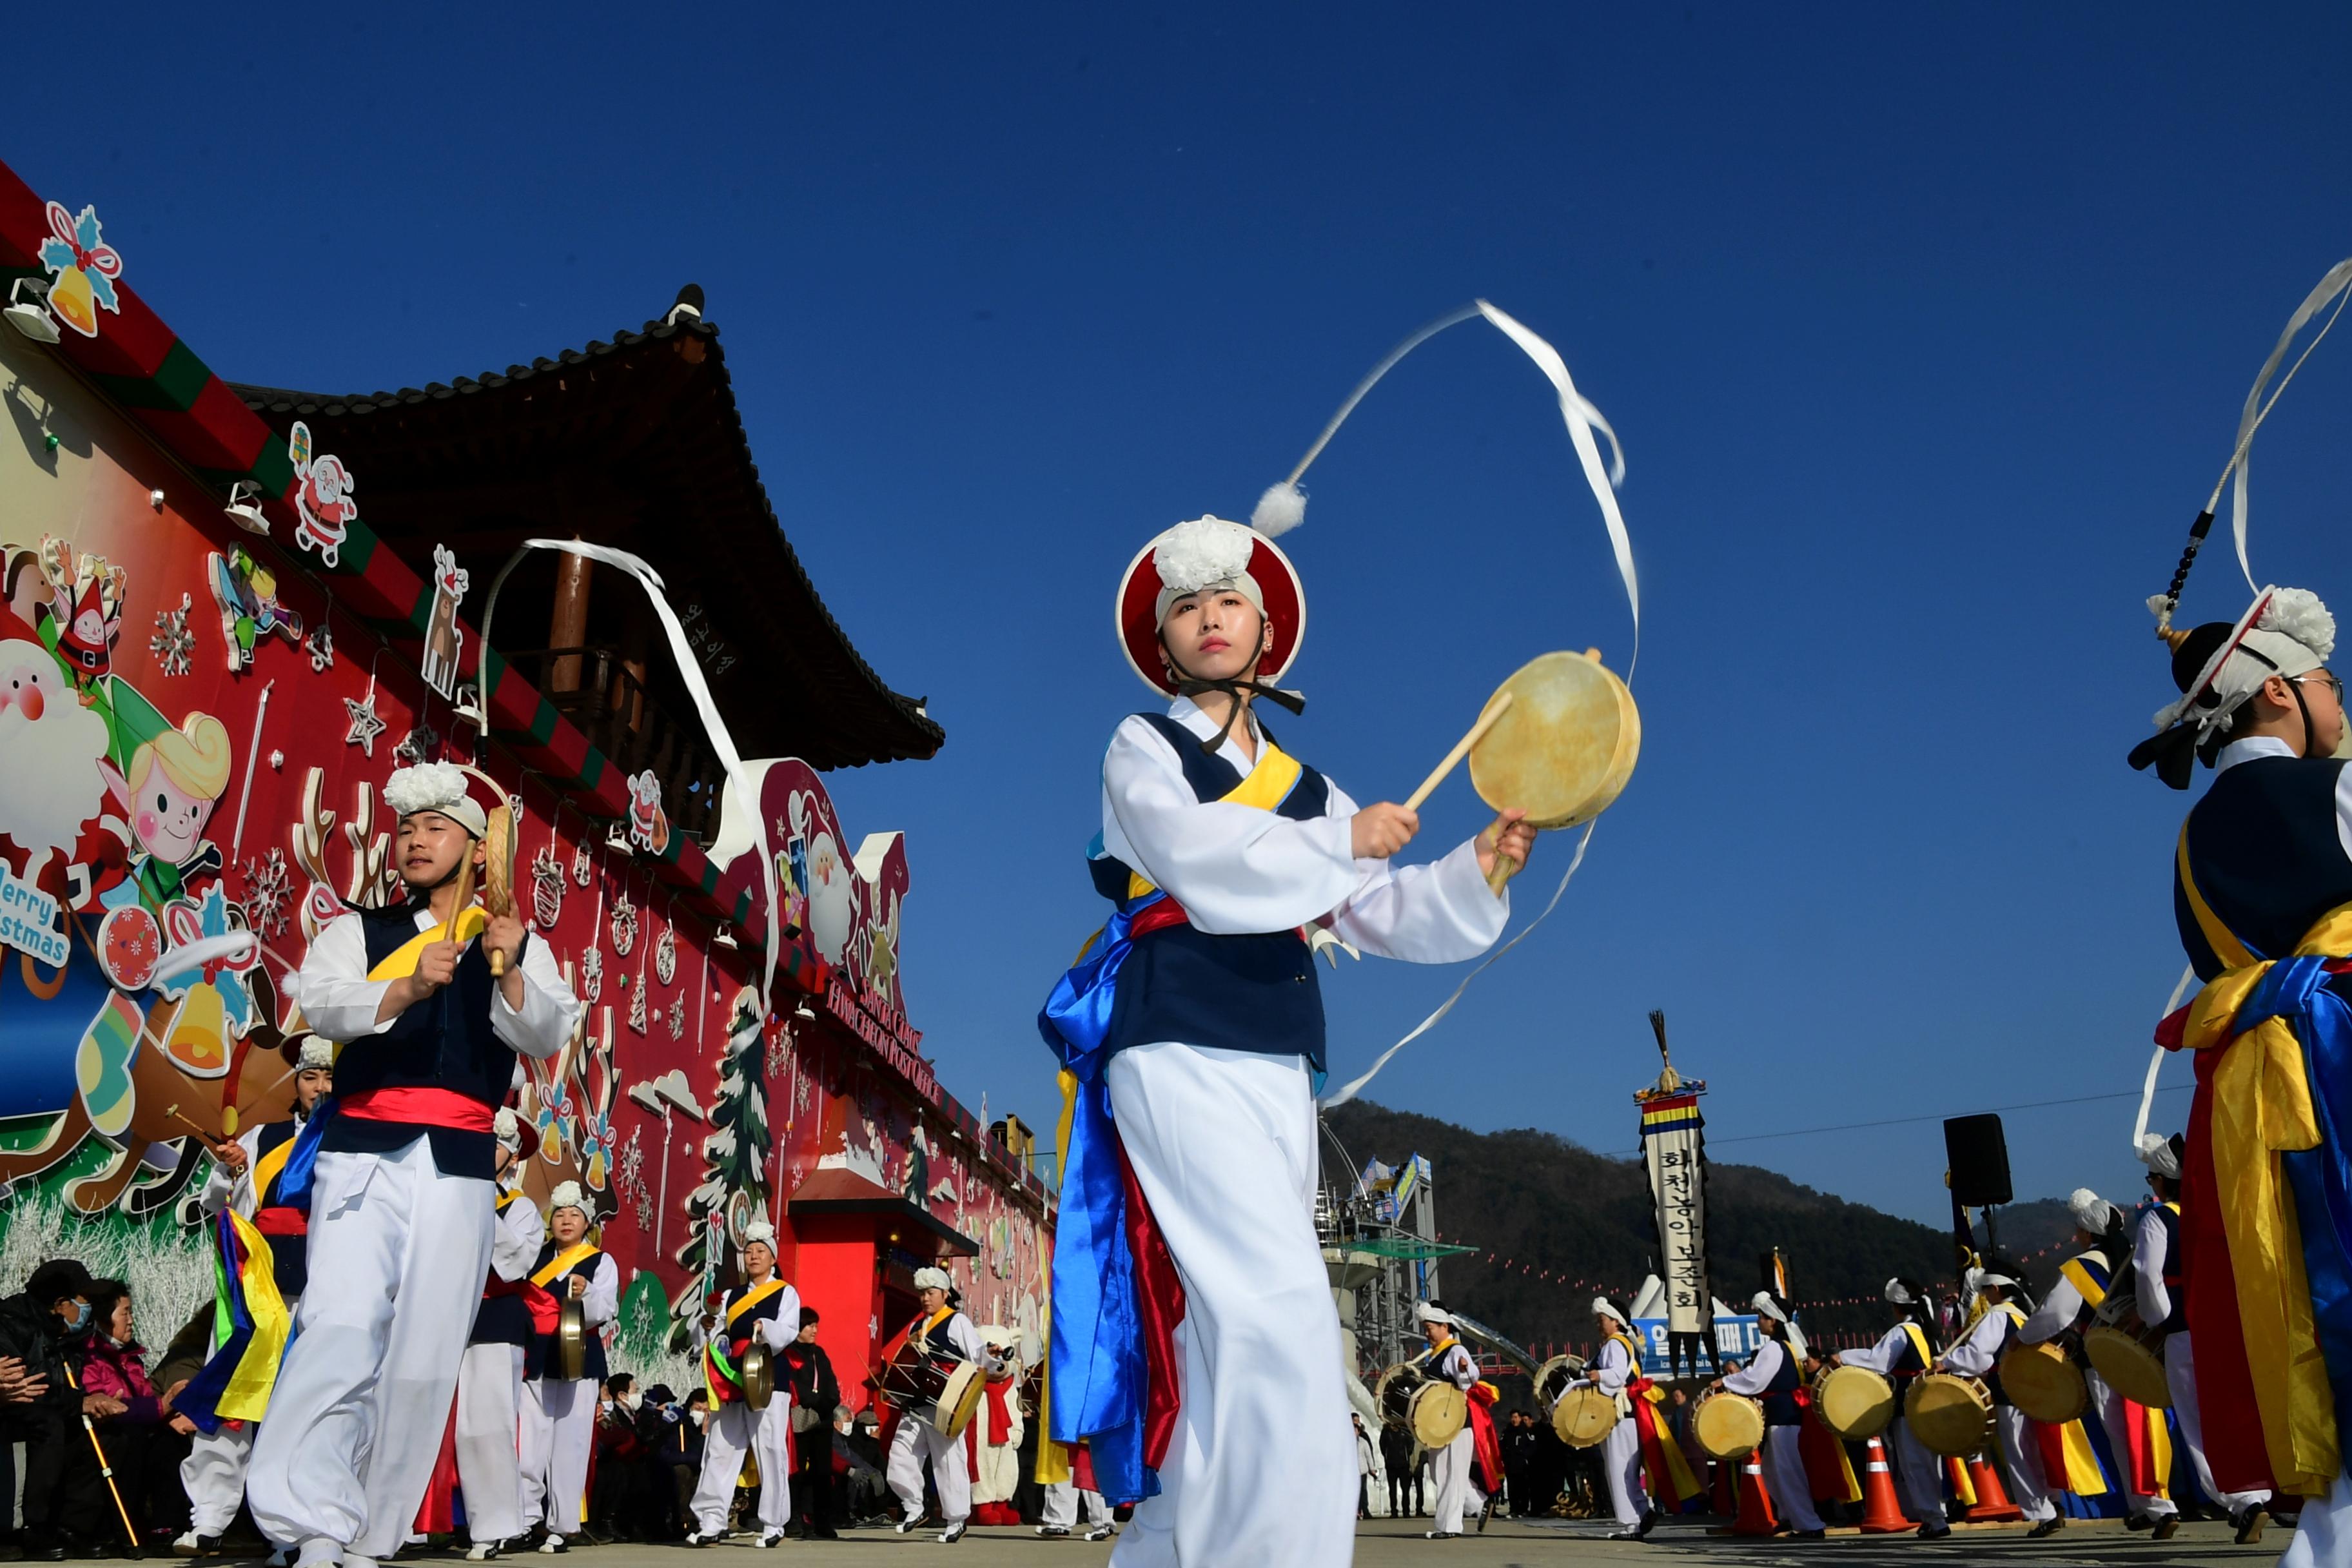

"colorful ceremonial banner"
[1640, 1092, 1711, 1337]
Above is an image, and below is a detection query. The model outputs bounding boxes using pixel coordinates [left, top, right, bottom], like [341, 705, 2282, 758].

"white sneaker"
[536, 1536, 566, 1555]
[939, 1522, 967, 1544]
[893, 1515, 923, 1534]
[464, 1545, 499, 1562]
[758, 1529, 783, 1549]
[1035, 1525, 1070, 1537]
[1084, 1525, 1114, 1542]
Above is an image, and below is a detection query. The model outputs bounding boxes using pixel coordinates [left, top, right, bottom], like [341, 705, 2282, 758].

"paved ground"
[508, 1514, 2280, 1563]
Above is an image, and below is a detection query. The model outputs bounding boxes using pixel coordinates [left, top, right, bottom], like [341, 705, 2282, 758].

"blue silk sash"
[1036, 896, 1163, 1503]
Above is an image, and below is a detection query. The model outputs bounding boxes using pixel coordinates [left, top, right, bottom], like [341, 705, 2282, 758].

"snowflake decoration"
[609, 887, 637, 957]
[149, 593, 195, 677]
[580, 945, 603, 1005]
[344, 688, 387, 756]
[572, 843, 592, 887]
[304, 623, 335, 672]
[654, 922, 676, 986]
[531, 845, 565, 928]
[239, 848, 293, 938]
[766, 1025, 792, 1082]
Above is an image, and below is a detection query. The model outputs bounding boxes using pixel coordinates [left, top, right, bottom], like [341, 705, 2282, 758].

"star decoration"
[344, 689, 387, 756]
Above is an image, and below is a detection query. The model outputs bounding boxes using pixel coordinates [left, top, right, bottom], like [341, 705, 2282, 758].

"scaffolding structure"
[1318, 1124, 1473, 1377]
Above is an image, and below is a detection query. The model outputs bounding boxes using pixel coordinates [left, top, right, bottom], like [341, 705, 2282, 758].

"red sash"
[340, 1086, 495, 1132]
[1624, 1377, 1695, 1508]
[250, 1207, 308, 1237]
[483, 1273, 563, 1334]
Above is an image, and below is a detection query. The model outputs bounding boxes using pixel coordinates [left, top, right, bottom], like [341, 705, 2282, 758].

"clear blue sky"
[16, 5, 2352, 1228]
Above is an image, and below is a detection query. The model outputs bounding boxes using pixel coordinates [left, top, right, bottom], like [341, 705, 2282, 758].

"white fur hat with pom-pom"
[547, 1181, 588, 1218]
[295, 1035, 335, 1073]
[493, 1107, 524, 1152]
[2068, 1187, 2116, 1237]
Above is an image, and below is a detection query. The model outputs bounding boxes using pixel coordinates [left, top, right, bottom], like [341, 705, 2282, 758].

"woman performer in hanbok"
[1415, 1303, 1493, 1541]
[1039, 509, 1529, 1568]
[1828, 1280, 1948, 1538]
[1937, 1270, 2061, 1538]
[1714, 1295, 1822, 1538]
[1562, 1298, 1696, 1540]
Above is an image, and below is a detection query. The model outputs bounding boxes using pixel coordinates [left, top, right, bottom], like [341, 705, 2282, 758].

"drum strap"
[1897, 1322, 1933, 1377]
[914, 1306, 955, 1351]
[727, 1277, 787, 1329]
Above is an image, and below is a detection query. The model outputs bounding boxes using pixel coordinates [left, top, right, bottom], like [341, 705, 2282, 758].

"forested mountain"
[1324, 1101, 2081, 1353]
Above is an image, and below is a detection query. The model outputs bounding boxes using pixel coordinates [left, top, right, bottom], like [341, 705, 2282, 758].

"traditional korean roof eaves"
[230, 304, 944, 769]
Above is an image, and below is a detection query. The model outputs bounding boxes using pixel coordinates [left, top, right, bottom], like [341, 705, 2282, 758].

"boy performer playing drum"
[518, 1183, 618, 1553]
[1415, 1304, 1485, 1541]
[684, 1222, 800, 1548]
[1936, 1270, 2061, 1538]
[1829, 1279, 1948, 1538]
[2130, 585, 2349, 1558]
[888, 1268, 995, 1544]
[175, 1035, 333, 1559]
[2128, 1132, 2269, 1541]
[1039, 512, 1529, 1568]
[251, 763, 580, 1568]
[456, 1111, 544, 1562]
[1715, 1294, 1823, 1538]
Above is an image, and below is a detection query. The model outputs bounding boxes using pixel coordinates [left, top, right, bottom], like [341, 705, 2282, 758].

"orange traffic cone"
[1858, 1435, 1914, 1534]
[1733, 1449, 1779, 1536]
[1965, 1452, 2024, 1522]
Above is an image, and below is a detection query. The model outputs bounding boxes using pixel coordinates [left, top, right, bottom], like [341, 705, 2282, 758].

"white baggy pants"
[1886, 1418, 1947, 1527]
[1429, 1426, 1483, 1534]
[887, 1413, 970, 1525]
[453, 1344, 524, 1544]
[1599, 1418, 1649, 1527]
[689, 1398, 794, 1534]
[1102, 1043, 1355, 1568]
[1992, 1406, 2055, 1524]
[1042, 1480, 1112, 1529]
[518, 1378, 595, 1536]
[1759, 1426, 1823, 1532]
[248, 1140, 494, 1563]
[180, 1295, 301, 1540]
[2165, 1333, 2269, 1514]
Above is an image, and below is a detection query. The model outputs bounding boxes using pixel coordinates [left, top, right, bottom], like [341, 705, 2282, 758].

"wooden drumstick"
[164, 1102, 230, 1154]
[1402, 691, 1514, 812]
[443, 856, 476, 948]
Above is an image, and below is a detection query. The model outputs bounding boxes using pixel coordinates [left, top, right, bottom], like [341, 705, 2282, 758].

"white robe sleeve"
[200, 1126, 266, 1219]
[489, 1199, 544, 1284]
[1721, 1338, 1783, 1395]
[580, 1254, 620, 1329]
[494, 932, 580, 1061]
[946, 1312, 999, 1372]
[2017, 1277, 2082, 1346]
[1438, 1343, 1479, 1389]
[1838, 1326, 1907, 1375]
[758, 1286, 803, 1351]
[1101, 719, 1507, 957]
[1587, 1338, 1633, 1396]
[2133, 1212, 2172, 1326]
[1939, 1313, 2008, 1378]
[291, 912, 396, 1043]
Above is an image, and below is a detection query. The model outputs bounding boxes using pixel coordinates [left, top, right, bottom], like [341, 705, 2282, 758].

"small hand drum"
[1810, 1363, 1896, 1440]
[451, 762, 520, 976]
[2084, 1322, 2171, 1409]
[1550, 1384, 1620, 1448]
[1997, 1341, 2086, 1424]
[1904, 1373, 1992, 1456]
[1467, 650, 1642, 832]
[1692, 1387, 1763, 1460]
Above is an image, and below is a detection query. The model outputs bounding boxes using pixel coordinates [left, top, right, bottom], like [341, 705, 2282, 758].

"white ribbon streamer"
[2133, 963, 2198, 1156]
[2223, 258, 2352, 591]
[1307, 302, 1639, 1108]
[476, 541, 781, 1012]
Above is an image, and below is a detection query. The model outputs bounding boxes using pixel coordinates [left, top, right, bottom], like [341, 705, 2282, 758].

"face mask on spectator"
[62, 1299, 91, 1333]
[620, 1390, 641, 1411]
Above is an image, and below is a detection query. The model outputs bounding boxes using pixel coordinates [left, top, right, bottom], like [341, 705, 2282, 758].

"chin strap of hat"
[1160, 632, 1306, 754]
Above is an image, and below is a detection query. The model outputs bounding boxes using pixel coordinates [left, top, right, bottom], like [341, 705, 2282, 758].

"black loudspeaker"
[1945, 1114, 2012, 1208]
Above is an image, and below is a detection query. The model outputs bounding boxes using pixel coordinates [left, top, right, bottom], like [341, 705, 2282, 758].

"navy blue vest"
[469, 1193, 537, 1348]
[322, 903, 530, 1181]
[1097, 712, 1337, 1072]
[248, 1118, 308, 1299]
[2151, 1203, 2186, 1335]
[529, 1241, 608, 1384]
[1759, 1336, 1803, 1426]
[1984, 1310, 2020, 1408]
[724, 1280, 794, 1356]
[2177, 754, 2352, 979]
